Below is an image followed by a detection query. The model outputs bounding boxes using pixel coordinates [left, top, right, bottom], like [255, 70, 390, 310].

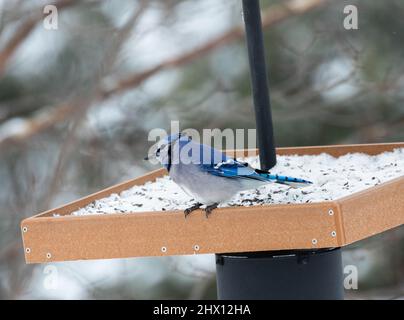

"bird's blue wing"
[201, 159, 265, 180]
[181, 138, 312, 187]
[200, 158, 312, 187]
[191, 141, 261, 179]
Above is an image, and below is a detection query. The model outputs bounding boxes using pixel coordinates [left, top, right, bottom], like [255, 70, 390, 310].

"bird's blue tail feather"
[255, 170, 312, 187]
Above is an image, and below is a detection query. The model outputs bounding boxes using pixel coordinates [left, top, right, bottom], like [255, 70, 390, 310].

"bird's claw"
[204, 203, 218, 218]
[184, 209, 191, 218]
[184, 203, 202, 218]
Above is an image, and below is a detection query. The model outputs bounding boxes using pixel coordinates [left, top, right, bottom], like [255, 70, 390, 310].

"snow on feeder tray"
[21, 142, 404, 264]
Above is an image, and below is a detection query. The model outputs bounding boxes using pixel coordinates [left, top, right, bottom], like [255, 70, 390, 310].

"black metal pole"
[215, 0, 344, 300]
[242, 0, 276, 170]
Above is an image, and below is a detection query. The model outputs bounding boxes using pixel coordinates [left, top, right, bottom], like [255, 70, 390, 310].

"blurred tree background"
[0, 0, 404, 299]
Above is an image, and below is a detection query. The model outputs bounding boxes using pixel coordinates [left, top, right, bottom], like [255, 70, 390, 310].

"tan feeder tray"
[21, 142, 404, 264]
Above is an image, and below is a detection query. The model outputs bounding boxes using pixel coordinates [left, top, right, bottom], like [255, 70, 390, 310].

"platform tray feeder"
[21, 141, 404, 265]
[21, 0, 404, 299]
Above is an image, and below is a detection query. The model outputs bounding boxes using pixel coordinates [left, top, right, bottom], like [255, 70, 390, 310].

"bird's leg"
[184, 202, 203, 218]
[204, 203, 219, 218]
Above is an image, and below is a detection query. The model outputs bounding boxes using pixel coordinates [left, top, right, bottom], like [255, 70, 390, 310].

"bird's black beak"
[144, 156, 149, 161]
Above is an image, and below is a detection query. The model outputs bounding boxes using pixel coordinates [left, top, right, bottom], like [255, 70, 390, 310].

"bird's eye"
[156, 148, 161, 156]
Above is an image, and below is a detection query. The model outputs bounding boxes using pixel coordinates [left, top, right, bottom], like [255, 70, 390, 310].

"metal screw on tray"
[215, 0, 344, 300]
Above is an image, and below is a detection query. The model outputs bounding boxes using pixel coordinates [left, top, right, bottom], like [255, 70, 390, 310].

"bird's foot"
[204, 203, 218, 218]
[184, 203, 203, 218]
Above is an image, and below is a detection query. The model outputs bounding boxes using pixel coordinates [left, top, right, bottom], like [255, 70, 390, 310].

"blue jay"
[145, 133, 312, 217]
